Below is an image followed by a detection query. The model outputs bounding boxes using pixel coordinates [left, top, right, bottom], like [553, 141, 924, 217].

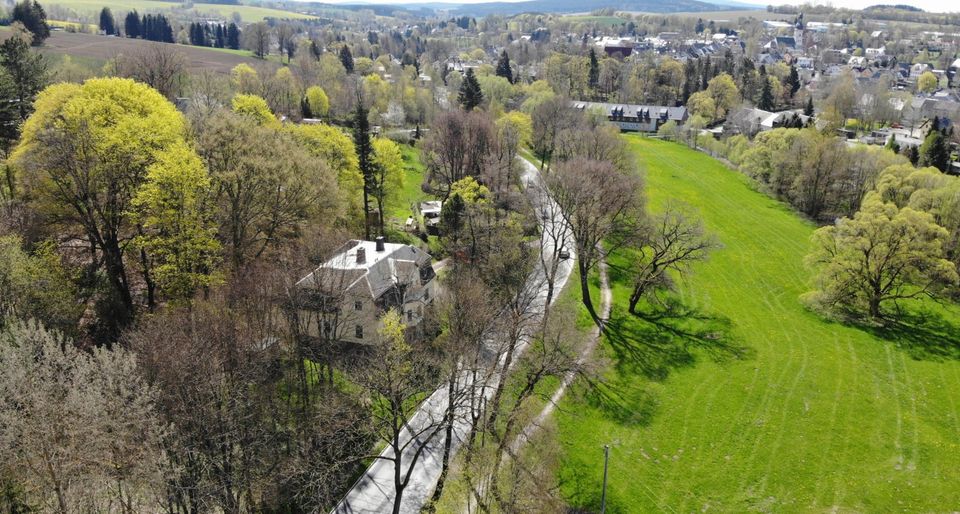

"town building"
[571, 101, 688, 132]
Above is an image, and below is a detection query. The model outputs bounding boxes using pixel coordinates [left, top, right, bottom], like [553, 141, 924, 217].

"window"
[407, 310, 414, 322]
[323, 321, 332, 335]
[355, 325, 363, 339]
[354, 300, 363, 311]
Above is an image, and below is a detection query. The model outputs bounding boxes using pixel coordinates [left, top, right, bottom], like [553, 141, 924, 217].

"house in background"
[295, 238, 436, 345]
[571, 101, 688, 132]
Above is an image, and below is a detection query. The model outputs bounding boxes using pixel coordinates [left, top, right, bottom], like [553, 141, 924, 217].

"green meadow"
[557, 136, 960, 512]
[45, 0, 317, 21]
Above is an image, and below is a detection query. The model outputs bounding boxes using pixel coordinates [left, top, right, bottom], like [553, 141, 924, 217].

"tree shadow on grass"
[858, 309, 960, 361]
[604, 298, 753, 382]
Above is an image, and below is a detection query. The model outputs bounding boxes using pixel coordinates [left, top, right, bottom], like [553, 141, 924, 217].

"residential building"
[294, 238, 436, 345]
[572, 101, 688, 132]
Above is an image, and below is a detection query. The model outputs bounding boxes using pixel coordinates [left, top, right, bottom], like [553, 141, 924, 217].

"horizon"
[300, 0, 959, 14]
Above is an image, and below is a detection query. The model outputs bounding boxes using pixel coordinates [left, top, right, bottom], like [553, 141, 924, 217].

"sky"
[311, 0, 958, 13]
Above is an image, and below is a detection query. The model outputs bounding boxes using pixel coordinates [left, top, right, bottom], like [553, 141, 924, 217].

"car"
[558, 248, 570, 260]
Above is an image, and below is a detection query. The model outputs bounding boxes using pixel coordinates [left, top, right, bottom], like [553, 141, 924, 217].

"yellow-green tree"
[286, 123, 362, 229]
[705, 73, 740, 119]
[917, 71, 938, 93]
[230, 63, 260, 94]
[686, 91, 716, 121]
[231, 93, 277, 126]
[804, 196, 958, 319]
[304, 85, 329, 118]
[132, 142, 221, 303]
[12, 78, 191, 321]
[370, 137, 404, 235]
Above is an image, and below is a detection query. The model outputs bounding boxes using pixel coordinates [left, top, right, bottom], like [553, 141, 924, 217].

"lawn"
[556, 136, 960, 512]
[45, 0, 317, 21]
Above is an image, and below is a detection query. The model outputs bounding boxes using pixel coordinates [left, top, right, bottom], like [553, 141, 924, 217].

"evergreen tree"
[124, 10, 141, 39]
[227, 23, 240, 50]
[906, 144, 920, 165]
[758, 76, 774, 110]
[215, 24, 225, 48]
[458, 68, 483, 111]
[98, 7, 115, 35]
[919, 128, 950, 171]
[804, 95, 814, 116]
[588, 48, 600, 90]
[353, 101, 374, 239]
[495, 49, 513, 83]
[11, 0, 50, 46]
[786, 65, 800, 97]
[695, 18, 705, 34]
[310, 39, 322, 60]
[0, 31, 47, 127]
[885, 133, 900, 154]
[339, 45, 354, 73]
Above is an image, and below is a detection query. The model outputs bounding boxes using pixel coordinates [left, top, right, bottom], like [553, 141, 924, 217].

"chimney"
[356, 247, 366, 264]
[375, 236, 385, 252]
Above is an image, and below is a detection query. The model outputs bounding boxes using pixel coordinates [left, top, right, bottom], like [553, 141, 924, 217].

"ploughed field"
[556, 136, 960, 512]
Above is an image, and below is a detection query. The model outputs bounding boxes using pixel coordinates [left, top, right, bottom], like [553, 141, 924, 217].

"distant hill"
[449, 0, 728, 16]
[333, 0, 735, 17]
[865, 4, 924, 12]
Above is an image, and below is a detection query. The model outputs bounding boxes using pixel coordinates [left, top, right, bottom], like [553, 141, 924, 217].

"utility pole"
[600, 444, 610, 514]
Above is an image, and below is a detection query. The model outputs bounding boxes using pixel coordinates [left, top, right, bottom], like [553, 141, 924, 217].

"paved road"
[332, 158, 575, 513]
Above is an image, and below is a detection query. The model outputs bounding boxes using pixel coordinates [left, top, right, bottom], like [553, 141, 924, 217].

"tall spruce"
[804, 95, 814, 116]
[227, 23, 240, 50]
[98, 7, 115, 35]
[758, 76, 774, 110]
[495, 50, 513, 83]
[11, 0, 50, 46]
[588, 47, 600, 90]
[124, 10, 141, 38]
[458, 68, 483, 111]
[339, 45, 354, 73]
[353, 100, 374, 239]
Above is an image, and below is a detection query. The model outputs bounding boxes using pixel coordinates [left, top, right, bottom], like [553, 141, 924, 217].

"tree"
[804, 196, 958, 319]
[0, 237, 80, 334]
[124, 10, 141, 39]
[548, 157, 643, 325]
[131, 143, 220, 303]
[112, 43, 185, 99]
[705, 72, 740, 119]
[286, 123, 362, 228]
[786, 64, 800, 97]
[628, 202, 718, 314]
[244, 21, 271, 58]
[11, 0, 50, 46]
[0, 318, 167, 513]
[339, 44, 354, 73]
[230, 62, 260, 94]
[369, 137, 404, 237]
[231, 93, 277, 125]
[588, 47, 600, 90]
[350, 310, 446, 514]
[919, 127, 950, 172]
[687, 91, 717, 121]
[98, 7, 115, 35]
[192, 109, 338, 267]
[303, 85, 329, 118]
[353, 100, 374, 239]
[0, 28, 47, 151]
[226, 22, 241, 50]
[917, 70, 938, 93]
[421, 109, 496, 199]
[495, 49, 513, 83]
[804, 95, 814, 116]
[458, 68, 483, 111]
[758, 76, 775, 110]
[12, 78, 193, 329]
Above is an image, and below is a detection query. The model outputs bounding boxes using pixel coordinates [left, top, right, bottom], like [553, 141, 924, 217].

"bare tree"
[244, 21, 271, 58]
[628, 201, 719, 314]
[421, 110, 497, 199]
[548, 157, 643, 326]
[0, 318, 167, 514]
[113, 43, 186, 99]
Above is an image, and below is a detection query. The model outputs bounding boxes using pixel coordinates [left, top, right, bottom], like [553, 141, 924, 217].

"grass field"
[46, 0, 317, 21]
[556, 137, 960, 512]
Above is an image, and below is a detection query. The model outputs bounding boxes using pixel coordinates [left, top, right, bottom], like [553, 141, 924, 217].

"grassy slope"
[46, 0, 317, 21]
[557, 136, 960, 512]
